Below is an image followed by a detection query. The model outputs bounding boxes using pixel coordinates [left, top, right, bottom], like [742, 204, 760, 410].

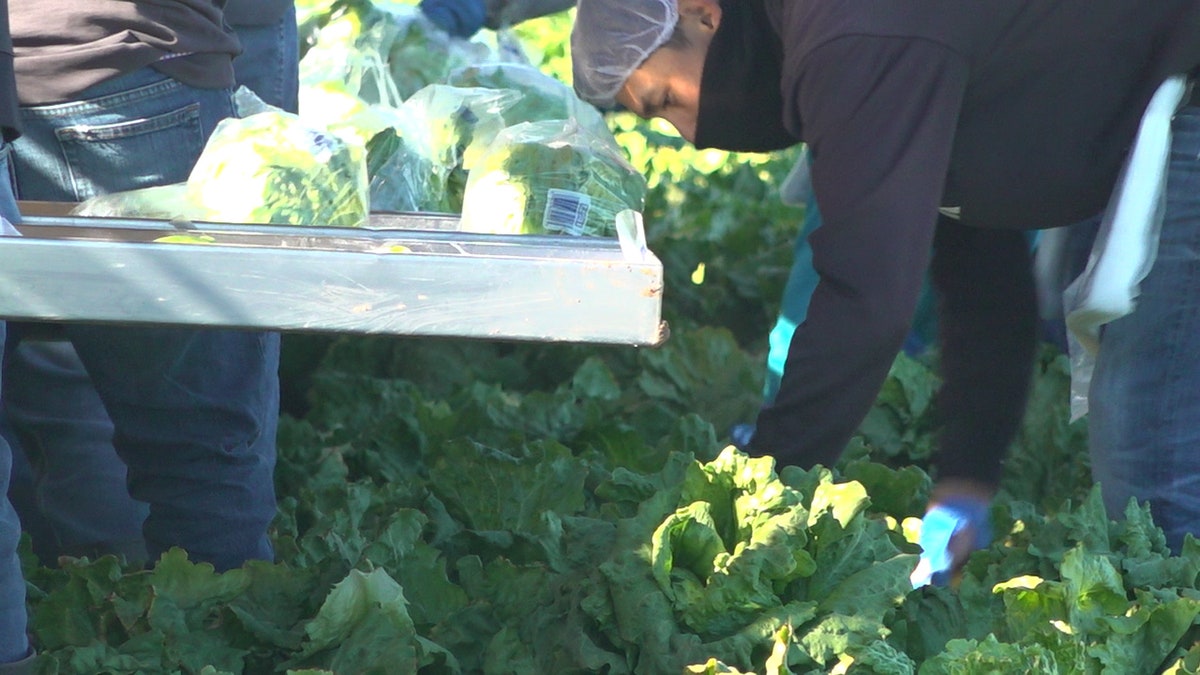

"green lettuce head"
[187, 110, 369, 228]
[460, 118, 647, 237]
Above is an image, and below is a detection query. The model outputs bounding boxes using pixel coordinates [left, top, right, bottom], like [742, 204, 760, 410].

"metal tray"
[0, 203, 667, 346]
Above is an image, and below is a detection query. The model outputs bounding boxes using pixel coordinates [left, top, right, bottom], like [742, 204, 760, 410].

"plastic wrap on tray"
[459, 118, 647, 237]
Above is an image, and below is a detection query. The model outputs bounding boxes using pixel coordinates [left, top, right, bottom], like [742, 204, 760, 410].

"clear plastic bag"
[188, 110, 369, 227]
[459, 118, 647, 236]
[300, 0, 516, 103]
[368, 84, 519, 213]
[1060, 75, 1188, 420]
[299, 32, 403, 108]
[444, 63, 609, 136]
[385, 7, 500, 99]
[75, 88, 370, 229]
[72, 183, 202, 222]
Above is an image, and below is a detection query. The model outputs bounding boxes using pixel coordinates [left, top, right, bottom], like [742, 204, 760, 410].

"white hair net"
[571, 0, 679, 109]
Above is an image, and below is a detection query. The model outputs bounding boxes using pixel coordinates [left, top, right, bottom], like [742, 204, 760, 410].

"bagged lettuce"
[368, 84, 519, 213]
[75, 90, 370, 228]
[299, 0, 509, 103]
[385, 6, 497, 99]
[300, 32, 403, 108]
[299, 82, 400, 145]
[364, 127, 435, 213]
[444, 63, 609, 135]
[459, 119, 647, 237]
[187, 108, 369, 227]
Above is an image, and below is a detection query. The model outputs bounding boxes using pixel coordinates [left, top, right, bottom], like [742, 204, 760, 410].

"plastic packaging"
[72, 183, 201, 222]
[300, 0, 514, 103]
[445, 62, 610, 136]
[368, 84, 519, 213]
[300, 34, 403, 108]
[460, 118, 647, 237]
[1061, 75, 1189, 420]
[74, 88, 370, 229]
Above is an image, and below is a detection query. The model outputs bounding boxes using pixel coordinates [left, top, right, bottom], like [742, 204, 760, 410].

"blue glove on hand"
[419, 0, 488, 38]
[910, 496, 992, 588]
[729, 423, 756, 450]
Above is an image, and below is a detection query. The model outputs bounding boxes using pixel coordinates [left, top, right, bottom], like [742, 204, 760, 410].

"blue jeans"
[3, 67, 280, 571]
[231, 6, 301, 115]
[3, 339, 148, 562]
[1083, 103, 1200, 553]
[0, 141, 30, 662]
[3, 13, 299, 567]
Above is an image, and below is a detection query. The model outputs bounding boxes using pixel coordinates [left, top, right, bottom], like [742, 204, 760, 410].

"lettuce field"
[22, 3, 1200, 674]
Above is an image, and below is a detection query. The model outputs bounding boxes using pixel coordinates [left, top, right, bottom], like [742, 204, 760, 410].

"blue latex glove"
[910, 497, 992, 588]
[729, 423, 756, 450]
[419, 0, 488, 38]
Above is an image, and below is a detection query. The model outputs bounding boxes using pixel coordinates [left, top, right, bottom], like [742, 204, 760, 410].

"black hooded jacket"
[697, 0, 1200, 484]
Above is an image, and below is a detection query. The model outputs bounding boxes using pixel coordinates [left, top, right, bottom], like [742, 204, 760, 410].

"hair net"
[571, 0, 679, 109]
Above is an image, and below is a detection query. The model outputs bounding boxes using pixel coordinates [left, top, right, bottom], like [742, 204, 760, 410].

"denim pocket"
[54, 103, 205, 201]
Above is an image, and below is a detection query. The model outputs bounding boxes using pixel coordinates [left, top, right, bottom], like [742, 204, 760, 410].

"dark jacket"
[699, 0, 1200, 483]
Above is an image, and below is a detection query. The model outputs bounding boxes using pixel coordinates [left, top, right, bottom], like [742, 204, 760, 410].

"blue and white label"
[543, 189, 592, 236]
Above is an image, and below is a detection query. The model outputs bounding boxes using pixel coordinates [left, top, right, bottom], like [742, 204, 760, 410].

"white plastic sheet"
[1061, 75, 1190, 420]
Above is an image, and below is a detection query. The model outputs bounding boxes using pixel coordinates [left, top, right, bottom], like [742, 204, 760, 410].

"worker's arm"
[751, 36, 1031, 481]
[485, 0, 575, 29]
[927, 217, 1037, 489]
[421, 0, 574, 37]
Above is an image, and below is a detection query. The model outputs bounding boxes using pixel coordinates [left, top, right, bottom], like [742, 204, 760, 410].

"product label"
[542, 189, 592, 236]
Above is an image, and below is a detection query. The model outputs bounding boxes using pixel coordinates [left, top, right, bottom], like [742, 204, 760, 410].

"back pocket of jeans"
[55, 103, 205, 202]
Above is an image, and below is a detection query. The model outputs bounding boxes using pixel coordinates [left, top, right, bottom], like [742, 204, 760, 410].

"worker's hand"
[909, 482, 994, 588]
[729, 423, 757, 451]
[419, 0, 488, 38]
[483, 0, 576, 30]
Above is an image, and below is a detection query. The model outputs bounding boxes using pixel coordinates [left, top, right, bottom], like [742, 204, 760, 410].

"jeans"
[3, 67, 280, 571]
[231, 6, 301, 115]
[0, 141, 30, 661]
[1083, 103, 1200, 553]
[3, 12, 299, 567]
[3, 339, 148, 562]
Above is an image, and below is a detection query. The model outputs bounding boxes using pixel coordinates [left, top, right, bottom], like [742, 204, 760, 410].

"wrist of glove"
[728, 423, 757, 451]
[909, 496, 993, 588]
[420, 0, 487, 38]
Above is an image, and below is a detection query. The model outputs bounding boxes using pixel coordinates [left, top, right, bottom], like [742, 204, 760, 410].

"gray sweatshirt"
[10, 0, 241, 104]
